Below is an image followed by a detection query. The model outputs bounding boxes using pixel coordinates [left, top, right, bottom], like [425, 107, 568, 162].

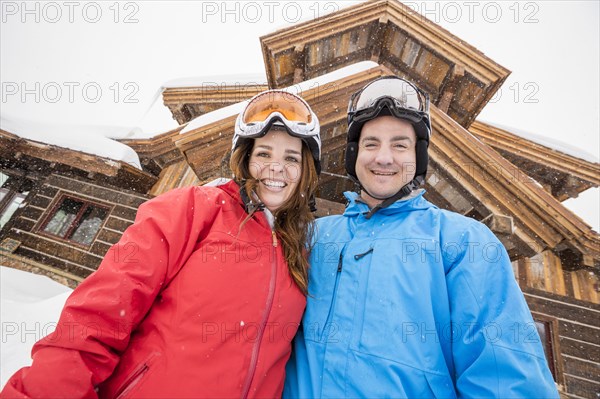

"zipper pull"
[354, 247, 374, 260]
[271, 230, 278, 247]
[337, 252, 343, 272]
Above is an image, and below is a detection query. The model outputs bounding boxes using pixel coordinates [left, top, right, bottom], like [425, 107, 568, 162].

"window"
[0, 172, 30, 230]
[535, 320, 556, 377]
[533, 315, 564, 386]
[41, 195, 109, 246]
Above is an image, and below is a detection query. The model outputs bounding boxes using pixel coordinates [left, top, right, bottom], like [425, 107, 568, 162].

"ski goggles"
[347, 76, 430, 124]
[236, 90, 319, 139]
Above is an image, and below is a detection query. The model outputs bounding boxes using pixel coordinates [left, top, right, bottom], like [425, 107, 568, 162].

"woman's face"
[248, 128, 303, 213]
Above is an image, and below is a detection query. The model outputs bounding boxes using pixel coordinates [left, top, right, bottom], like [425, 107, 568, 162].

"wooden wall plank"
[557, 322, 599, 349]
[96, 229, 122, 245]
[563, 355, 600, 382]
[15, 246, 95, 278]
[526, 296, 600, 328]
[572, 270, 600, 303]
[563, 374, 600, 398]
[560, 338, 600, 363]
[29, 195, 52, 209]
[105, 217, 134, 233]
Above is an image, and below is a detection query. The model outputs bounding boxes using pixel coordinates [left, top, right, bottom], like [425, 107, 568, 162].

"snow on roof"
[163, 72, 268, 89]
[203, 177, 231, 186]
[123, 72, 271, 139]
[119, 88, 181, 139]
[0, 266, 72, 387]
[180, 61, 379, 135]
[180, 102, 246, 135]
[481, 120, 599, 164]
[0, 116, 143, 169]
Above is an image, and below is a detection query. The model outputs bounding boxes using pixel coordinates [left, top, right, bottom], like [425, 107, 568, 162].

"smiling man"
[354, 116, 417, 207]
[283, 76, 559, 398]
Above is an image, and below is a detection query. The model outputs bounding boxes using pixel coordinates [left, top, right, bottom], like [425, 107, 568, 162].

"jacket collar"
[216, 179, 243, 205]
[215, 179, 275, 228]
[343, 189, 433, 217]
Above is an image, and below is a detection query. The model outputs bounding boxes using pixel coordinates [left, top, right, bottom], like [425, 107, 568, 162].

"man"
[284, 76, 559, 398]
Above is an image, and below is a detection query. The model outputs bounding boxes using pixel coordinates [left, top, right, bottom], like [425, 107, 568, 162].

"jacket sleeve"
[444, 220, 559, 398]
[1, 187, 214, 399]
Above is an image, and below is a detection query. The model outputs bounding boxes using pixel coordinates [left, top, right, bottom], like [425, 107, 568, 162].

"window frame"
[0, 189, 28, 229]
[37, 193, 112, 248]
[532, 312, 564, 387]
[0, 172, 32, 233]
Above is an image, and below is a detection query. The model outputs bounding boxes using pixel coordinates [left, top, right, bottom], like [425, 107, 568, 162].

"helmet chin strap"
[353, 175, 424, 219]
[237, 179, 265, 214]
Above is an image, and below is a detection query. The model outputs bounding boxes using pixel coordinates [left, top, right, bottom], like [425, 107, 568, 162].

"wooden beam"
[438, 64, 465, 113]
[292, 44, 306, 84]
[370, 17, 389, 63]
[162, 84, 268, 124]
[260, 0, 510, 126]
[432, 106, 599, 262]
[470, 120, 600, 188]
[315, 197, 346, 218]
[481, 213, 514, 236]
[553, 175, 586, 199]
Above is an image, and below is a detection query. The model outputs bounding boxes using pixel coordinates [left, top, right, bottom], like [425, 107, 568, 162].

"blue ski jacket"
[284, 190, 559, 398]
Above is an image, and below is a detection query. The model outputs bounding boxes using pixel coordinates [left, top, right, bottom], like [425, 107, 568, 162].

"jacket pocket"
[346, 349, 457, 398]
[113, 353, 158, 399]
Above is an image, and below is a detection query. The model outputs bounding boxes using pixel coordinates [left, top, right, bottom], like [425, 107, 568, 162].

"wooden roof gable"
[174, 65, 599, 267]
[0, 130, 157, 192]
[260, 0, 510, 128]
[469, 121, 600, 201]
[429, 107, 599, 267]
[163, 84, 268, 125]
[119, 125, 186, 175]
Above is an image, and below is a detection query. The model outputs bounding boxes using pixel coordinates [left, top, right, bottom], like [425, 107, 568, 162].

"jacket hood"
[343, 189, 434, 217]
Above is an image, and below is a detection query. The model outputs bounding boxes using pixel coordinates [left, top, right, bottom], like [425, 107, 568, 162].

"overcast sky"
[1, 0, 598, 229]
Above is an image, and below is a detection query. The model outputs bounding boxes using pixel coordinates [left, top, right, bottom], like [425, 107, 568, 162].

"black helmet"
[345, 76, 431, 215]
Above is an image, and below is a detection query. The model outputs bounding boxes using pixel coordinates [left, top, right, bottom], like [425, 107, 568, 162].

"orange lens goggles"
[242, 91, 312, 125]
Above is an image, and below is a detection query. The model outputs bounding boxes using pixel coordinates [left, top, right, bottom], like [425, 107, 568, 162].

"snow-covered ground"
[0, 266, 72, 388]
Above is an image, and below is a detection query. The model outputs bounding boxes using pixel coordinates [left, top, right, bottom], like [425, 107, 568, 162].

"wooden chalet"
[0, 127, 157, 287]
[0, 0, 598, 397]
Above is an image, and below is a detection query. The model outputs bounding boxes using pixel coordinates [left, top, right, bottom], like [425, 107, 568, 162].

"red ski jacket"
[1, 180, 306, 398]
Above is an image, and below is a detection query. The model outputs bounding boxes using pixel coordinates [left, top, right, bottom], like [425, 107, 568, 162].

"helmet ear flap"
[345, 142, 359, 179]
[415, 139, 428, 178]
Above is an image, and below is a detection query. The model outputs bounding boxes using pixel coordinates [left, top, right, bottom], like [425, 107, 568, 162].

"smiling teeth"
[373, 172, 396, 175]
[264, 180, 285, 188]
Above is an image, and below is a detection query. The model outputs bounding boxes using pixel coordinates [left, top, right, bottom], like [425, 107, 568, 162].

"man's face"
[355, 116, 417, 208]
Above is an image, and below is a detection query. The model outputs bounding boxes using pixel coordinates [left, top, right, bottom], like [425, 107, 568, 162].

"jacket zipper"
[113, 360, 152, 399]
[321, 248, 344, 342]
[354, 247, 373, 260]
[271, 230, 277, 247]
[240, 228, 278, 398]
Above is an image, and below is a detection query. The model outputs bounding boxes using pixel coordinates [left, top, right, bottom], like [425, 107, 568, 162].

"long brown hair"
[229, 135, 318, 295]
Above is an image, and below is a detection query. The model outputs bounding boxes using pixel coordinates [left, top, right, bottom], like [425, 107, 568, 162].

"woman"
[1, 90, 321, 398]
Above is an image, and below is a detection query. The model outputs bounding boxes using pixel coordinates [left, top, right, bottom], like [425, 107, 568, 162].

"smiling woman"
[0, 90, 322, 399]
[248, 128, 303, 213]
[229, 90, 321, 295]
